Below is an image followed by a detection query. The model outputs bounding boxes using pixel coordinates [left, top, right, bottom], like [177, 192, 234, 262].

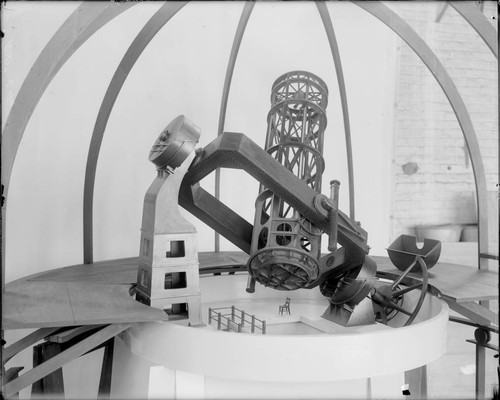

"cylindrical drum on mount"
[248, 71, 329, 291]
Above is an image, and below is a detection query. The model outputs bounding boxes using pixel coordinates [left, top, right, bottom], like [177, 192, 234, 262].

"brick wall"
[389, 1, 497, 241]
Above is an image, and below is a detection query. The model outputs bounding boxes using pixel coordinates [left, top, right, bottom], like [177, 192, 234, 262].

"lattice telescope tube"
[247, 71, 329, 292]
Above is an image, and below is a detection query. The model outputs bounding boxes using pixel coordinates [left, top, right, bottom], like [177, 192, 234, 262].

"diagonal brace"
[3, 323, 131, 398]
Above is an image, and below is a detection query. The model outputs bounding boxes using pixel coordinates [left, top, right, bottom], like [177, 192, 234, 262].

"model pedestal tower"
[135, 116, 202, 325]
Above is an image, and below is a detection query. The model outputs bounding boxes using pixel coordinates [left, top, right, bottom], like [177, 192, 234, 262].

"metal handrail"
[208, 311, 241, 332]
[208, 306, 266, 334]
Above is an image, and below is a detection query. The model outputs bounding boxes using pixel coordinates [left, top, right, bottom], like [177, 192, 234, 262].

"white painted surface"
[175, 370, 205, 399]
[112, 273, 447, 399]
[148, 366, 176, 399]
[123, 274, 447, 385]
[203, 375, 375, 399]
[63, 348, 104, 399]
[127, 307, 447, 383]
[145, 364, 405, 399]
[110, 336, 153, 399]
[371, 372, 405, 399]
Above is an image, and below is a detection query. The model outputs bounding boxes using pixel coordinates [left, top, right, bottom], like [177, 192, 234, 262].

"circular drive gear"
[248, 247, 320, 290]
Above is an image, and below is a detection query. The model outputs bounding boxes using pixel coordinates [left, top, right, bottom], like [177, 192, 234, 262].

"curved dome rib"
[214, 1, 255, 252]
[316, 1, 356, 220]
[449, 1, 497, 58]
[1, 2, 137, 290]
[2, 2, 136, 199]
[3, 1, 493, 278]
[83, 2, 188, 263]
[353, 1, 489, 268]
[217, 2, 255, 138]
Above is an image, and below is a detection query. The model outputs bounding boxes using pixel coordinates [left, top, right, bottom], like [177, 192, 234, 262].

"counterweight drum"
[247, 71, 329, 291]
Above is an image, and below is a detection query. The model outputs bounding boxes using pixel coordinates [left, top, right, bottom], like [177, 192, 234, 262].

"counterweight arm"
[180, 132, 368, 255]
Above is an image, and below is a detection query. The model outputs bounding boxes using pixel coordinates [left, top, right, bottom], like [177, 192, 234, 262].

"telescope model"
[138, 71, 429, 327]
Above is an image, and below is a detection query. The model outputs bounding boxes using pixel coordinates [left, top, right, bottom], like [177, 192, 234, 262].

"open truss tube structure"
[247, 71, 330, 290]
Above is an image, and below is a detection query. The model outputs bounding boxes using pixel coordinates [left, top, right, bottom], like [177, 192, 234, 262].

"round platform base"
[111, 273, 448, 399]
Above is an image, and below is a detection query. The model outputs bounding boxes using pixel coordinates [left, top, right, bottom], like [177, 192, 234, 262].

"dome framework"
[1, 2, 497, 397]
[1, 1, 495, 270]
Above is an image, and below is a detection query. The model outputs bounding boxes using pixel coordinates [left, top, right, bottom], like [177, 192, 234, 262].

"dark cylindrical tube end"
[246, 275, 256, 293]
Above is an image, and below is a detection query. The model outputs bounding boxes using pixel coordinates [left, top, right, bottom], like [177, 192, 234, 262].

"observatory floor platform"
[110, 271, 447, 400]
[3, 251, 497, 330]
[201, 297, 393, 336]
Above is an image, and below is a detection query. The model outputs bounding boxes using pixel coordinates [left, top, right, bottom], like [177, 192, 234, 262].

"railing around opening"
[208, 306, 266, 334]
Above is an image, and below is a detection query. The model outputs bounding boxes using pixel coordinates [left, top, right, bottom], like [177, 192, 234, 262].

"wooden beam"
[83, 2, 187, 263]
[316, 2, 356, 220]
[449, 1, 497, 58]
[444, 298, 498, 326]
[214, 2, 255, 252]
[450, 316, 499, 333]
[4, 367, 24, 384]
[466, 339, 499, 352]
[3, 323, 131, 398]
[475, 343, 486, 400]
[3, 327, 60, 363]
[458, 301, 498, 325]
[435, 2, 449, 23]
[45, 325, 105, 344]
[352, 1, 489, 271]
[376, 256, 498, 303]
[97, 338, 115, 398]
[479, 252, 499, 260]
[32, 343, 65, 397]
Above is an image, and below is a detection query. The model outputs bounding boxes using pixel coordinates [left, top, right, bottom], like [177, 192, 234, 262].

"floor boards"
[3, 247, 498, 398]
